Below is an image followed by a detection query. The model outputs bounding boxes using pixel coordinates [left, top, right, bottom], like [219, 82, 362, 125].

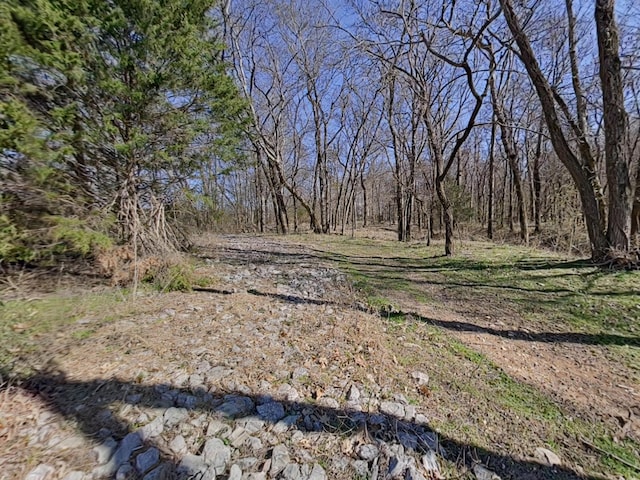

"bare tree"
[499, 0, 634, 259]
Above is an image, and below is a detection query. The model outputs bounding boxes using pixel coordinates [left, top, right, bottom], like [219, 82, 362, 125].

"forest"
[1, 1, 640, 480]
[2, 0, 639, 267]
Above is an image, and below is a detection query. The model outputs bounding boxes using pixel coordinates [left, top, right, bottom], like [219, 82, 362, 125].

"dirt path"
[402, 299, 639, 440]
[1, 235, 635, 480]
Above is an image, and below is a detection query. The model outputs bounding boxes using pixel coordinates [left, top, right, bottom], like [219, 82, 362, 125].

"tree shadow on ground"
[3, 367, 606, 480]
[225, 287, 640, 348]
[402, 311, 640, 347]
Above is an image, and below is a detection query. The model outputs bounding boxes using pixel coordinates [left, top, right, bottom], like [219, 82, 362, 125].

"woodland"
[1, 0, 640, 266]
[2, 2, 640, 479]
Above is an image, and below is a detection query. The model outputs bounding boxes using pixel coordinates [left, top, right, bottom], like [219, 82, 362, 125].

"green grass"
[300, 235, 640, 339]
[289, 233, 640, 478]
[0, 291, 128, 368]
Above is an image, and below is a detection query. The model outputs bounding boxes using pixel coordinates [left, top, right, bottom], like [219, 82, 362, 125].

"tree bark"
[499, 0, 609, 259]
[596, 0, 632, 251]
[489, 69, 529, 244]
[487, 115, 496, 240]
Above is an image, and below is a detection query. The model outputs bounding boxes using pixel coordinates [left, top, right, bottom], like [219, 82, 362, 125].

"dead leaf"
[341, 438, 354, 454]
[417, 384, 431, 397]
[11, 323, 29, 333]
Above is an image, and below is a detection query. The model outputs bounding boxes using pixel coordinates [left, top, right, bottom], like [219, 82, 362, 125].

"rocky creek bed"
[0, 235, 602, 480]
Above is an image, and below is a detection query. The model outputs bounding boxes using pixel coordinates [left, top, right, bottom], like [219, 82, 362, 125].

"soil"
[0, 234, 638, 480]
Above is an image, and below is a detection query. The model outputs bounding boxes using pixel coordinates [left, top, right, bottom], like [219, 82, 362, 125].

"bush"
[0, 214, 36, 263]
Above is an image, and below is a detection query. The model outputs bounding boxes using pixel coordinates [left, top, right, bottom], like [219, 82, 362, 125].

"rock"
[317, 397, 339, 409]
[93, 432, 142, 478]
[247, 436, 263, 452]
[414, 413, 429, 425]
[381, 401, 405, 418]
[272, 415, 300, 434]
[417, 431, 438, 451]
[143, 464, 170, 480]
[534, 447, 561, 466]
[206, 366, 233, 383]
[403, 405, 416, 421]
[347, 385, 361, 402]
[93, 436, 118, 464]
[276, 384, 300, 401]
[307, 463, 327, 480]
[24, 464, 55, 480]
[202, 438, 231, 475]
[176, 393, 198, 409]
[126, 393, 143, 404]
[136, 448, 160, 473]
[257, 401, 286, 422]
[473, 464, 502, 480]
[169, 435, 188, 455]
[218, 395, 255, 418]
[237, 457, 259, 469]
[421, 450, 439, 473]
[398, 431, 418, 450]
[246, 474, 267, 480]
[174, 373, 189, 387]
[292, 367, 309, 382]
[353, 460, 369, 477]
[357, 444, 379, 461]
[228, 426, 250, 448]
[206, 419, 229, 437]
[115, 463, 134, 480]
[61, 472, 85, 480]
[411, 371, 429, 386]
[228, 464, 242, 480]
[178, 454, 207, 475]
[138, 416, 164, 440]
[189, 374, 204, 389]
[281, 463, 303, 480]
[196, 360, 212, 374]
[237, 416, 265, 433]
[388, 454, 408, 479]
[164, 407, 188, 427]
[269, 444, 290, 476]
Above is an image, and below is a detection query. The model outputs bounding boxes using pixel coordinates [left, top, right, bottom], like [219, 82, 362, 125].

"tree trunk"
[631, 161, 640, 240]
[361, 173, 368, 228]
[489, 70, 529, 243]
[533, 123, 544, 233]
[596, 0, 632, 251]
[436, 173, 454, 256]
[487, 117, 496, 239]
[500, 0, 609, 259]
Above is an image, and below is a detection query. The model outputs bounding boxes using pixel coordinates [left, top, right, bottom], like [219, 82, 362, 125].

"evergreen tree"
[1, 0, 247, 261]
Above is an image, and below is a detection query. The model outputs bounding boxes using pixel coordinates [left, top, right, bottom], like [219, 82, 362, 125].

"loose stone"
[164, 407, 188, 427]
[218, 395, 255, 418]
[228, 464, 242, 480]
[269, 444, 290, 477]
[135, 447, 160, 474]
[357, 444, 379, 461]
[380, 401, 405, 418]
[169, 435, 188, 455]
[24, 464, 55, 480]
[257, 401, 286, 422]
[202, 438, 231, 475]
